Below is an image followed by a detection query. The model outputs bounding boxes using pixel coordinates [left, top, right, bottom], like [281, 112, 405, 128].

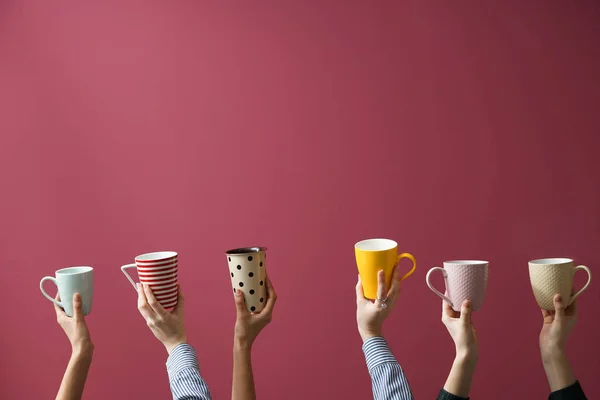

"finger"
[376, 270, 386, 301]
[261, 275, 277, 316]
[460, 300, 472, 325]
[386, 264, 401, 299]
[355, 275, 368, 305]
[441, 297, 451, 315]
[54, 293, 66, 319]
[442, 298, 457, 319]
[266, 275, 277, 301]
[553, 294, 565, 321]
[541, 309, 550, 319]
[143, 284, 167, 316]
[173, 285, 185, 316]
[136, 283, 153, 319]
[234, 289, 249, 316]
[72, 293, 84, 322]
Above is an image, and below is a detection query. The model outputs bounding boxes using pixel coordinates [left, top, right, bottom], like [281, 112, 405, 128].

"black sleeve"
[437, 388, 469, 400]
[549, 381, 587, 400]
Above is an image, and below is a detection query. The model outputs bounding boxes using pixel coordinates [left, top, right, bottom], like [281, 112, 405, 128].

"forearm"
[363, 336, 414, 400]
[56, 347, 93, 400]
[442, 353, 477, 399]
[167, 344, 212, 400]
[542, 349, 576, 393]
[232, 341, 256, 400]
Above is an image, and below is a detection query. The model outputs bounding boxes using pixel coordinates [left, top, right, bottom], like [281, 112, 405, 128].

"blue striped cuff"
[363, 336, 398, 372]
[166, 343, 200, 380]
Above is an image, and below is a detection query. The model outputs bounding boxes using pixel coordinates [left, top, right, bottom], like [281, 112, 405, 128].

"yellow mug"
[355, 238, 417, 300]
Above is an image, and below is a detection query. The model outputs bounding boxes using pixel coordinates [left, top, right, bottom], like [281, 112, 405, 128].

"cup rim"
[529, 258, 573, 265]
[354, 238, 398, 251]
[225, 247, 267, 255]
[135, 251, 178, 262]
[56, 266, 93, 275]
[136, 261, 178, 270]
[444, 260, 488, 265]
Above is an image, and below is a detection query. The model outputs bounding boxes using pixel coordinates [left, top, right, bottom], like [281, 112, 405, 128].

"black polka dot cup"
[226, 247, 267, 313]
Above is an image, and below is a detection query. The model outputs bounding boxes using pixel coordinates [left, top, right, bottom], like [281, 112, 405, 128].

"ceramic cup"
[426, 260, 489, 312]
[40, 266, 94, 317]
[354, 238, 417, 300]
[121, 251, 178, 309]
[226, 247, 267, 313]
[528, 258, 591, 310]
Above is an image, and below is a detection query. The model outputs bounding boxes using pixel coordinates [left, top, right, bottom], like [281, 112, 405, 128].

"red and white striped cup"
[121, 251, 179, 309]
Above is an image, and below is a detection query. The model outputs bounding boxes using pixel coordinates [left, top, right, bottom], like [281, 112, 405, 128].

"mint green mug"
[40, 266, 94, 317]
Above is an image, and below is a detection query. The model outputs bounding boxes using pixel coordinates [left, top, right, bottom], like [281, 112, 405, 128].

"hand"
[441, 299, 478, 360]
[441, 300, 478, 397]
[355, 265, 401, 342]
[540, 294, 577, 362]
[54, 293, 93, 355]
[234, 276, 277, 350]
[137, 283, 187, 354]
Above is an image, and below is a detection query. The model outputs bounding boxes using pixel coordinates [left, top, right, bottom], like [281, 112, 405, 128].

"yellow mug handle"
[396, 253, 417, 280]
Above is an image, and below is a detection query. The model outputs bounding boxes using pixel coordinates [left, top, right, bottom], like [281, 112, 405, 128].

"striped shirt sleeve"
[166, 344, 212, 400]
[363, 336, 414, 400]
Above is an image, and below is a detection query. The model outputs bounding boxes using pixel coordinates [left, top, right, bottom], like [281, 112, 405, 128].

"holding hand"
[137, 283, 187, 354]
[540, 294, 577, 361]
[234, 276, 277, 350]
[356, 265, 402, 342]
[440, 299, 478, 398]
[539, 294, 578, 392]
[232, 276, 277, 400]
[441, 300, 478, 360]
[55, 293, 93, 355]
[54, 293, 93, 400]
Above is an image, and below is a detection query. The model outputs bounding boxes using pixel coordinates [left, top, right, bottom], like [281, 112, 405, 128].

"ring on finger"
[376, 297, 388, 308]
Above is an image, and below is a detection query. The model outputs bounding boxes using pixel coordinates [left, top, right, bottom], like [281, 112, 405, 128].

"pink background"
[1, 1, 599, 399]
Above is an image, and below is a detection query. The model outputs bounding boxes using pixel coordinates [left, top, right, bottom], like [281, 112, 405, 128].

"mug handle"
[569, 265, 592, 305]
[426, 267, 453, 307]
[121, 264, 138, 291]
[40, 276, 63, 308]
[396, 253, 417, 280]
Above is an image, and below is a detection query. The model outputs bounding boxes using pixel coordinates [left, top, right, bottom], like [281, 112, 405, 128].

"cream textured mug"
[528, 258, 591, 310]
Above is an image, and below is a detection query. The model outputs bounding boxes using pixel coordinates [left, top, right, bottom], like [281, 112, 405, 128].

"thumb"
[355, 275, 367, 305]
[173, 285, 185, 316]
[553, 294, 565, 321]
[234, 289, 248, 316]
[72, 293, 84, 321]
[460, 300, 472, 325]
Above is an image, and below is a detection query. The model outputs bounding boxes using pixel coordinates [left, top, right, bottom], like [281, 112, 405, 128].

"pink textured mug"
[426, 260, 489, 312]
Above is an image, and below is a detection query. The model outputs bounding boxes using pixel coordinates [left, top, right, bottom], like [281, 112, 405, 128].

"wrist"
[359, 326, 382, 343]
[541, 346, 567, 365]
[234, 336, 253, 353]
[540, 348, 575, 392]
[454, 349, 478, 366]
[164, 338, 187, 355]
[72, 340, 94, 359]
